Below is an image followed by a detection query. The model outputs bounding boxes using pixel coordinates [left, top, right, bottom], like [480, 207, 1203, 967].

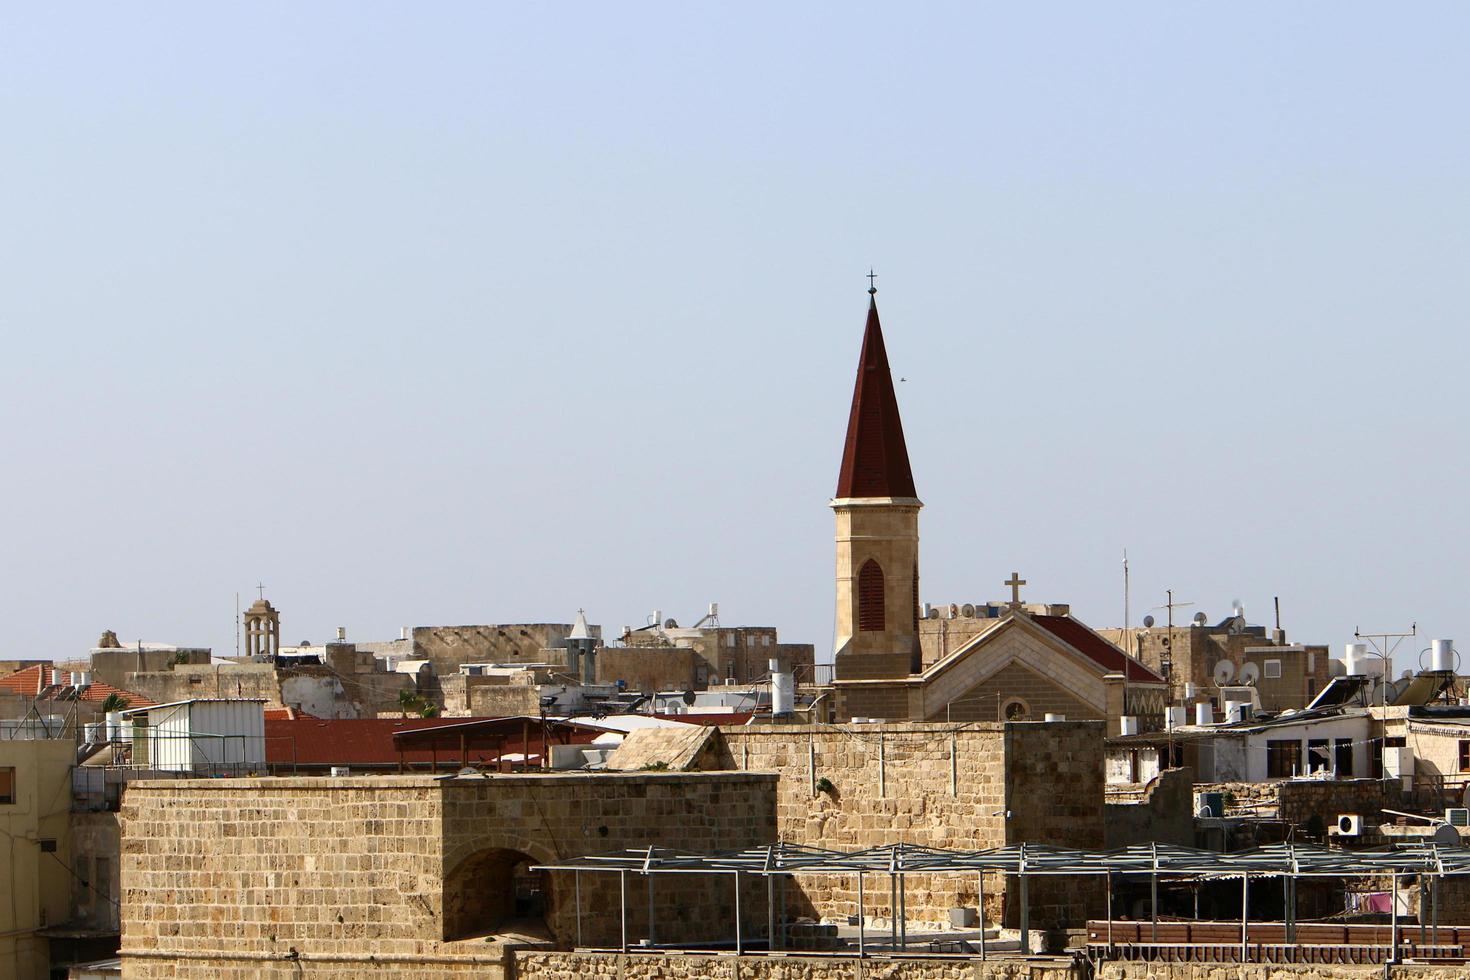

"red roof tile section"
[836, 295, 917, 499]
[1032, 615, 1166, 683]
[0, 664, 156, 708]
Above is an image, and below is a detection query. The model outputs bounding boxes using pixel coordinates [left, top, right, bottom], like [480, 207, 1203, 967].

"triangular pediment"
[918, 616, 1110, 713]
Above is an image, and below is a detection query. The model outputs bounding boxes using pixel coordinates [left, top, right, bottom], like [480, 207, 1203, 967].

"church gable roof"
[835, 295, 917, 499]
[1032, 615, 1166, 683]
[921, 612, 1165, 687]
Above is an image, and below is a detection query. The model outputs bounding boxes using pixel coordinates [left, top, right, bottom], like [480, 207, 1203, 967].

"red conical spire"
[836, 288, 916, 499]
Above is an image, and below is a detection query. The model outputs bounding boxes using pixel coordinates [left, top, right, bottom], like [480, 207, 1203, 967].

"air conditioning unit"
[1332, 814, 1363, 837]
[1446, 808, 1470, 828]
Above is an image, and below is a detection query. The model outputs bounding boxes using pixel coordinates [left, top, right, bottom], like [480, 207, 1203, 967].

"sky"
[1, 4, 1466, 672]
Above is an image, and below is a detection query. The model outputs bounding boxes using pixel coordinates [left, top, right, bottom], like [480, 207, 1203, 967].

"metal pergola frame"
[535, 840, 1470, 961]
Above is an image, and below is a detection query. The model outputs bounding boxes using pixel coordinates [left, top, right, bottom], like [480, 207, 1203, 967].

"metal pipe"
[619, 870, 628, 953]
[767, 874, 775, 951]
[889, 874, 897, 949]
[574, 871, 582, 948]
[1390, 871, 1398, 962]
[1240, 874, 1248, 963]
[857, 872, 866, 958]
[734, 871, 743, 955]
[1150, 870, 1158, 943]
[1019, 871, 1030, 955]
[978, 871, 987, 960]
[647, 872, 655, 947]
[898, 872, 907, 949]
[1105, 870, 1112, 953]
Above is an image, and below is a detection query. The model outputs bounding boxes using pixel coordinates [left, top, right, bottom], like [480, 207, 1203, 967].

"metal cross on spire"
[256, 582, 267, 600]
[867, 268, 877, 295]
[1005, 572, 1027, 609]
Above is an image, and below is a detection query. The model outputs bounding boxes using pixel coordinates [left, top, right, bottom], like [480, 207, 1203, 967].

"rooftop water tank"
[1195, 702, 1214, 726]
[1431, 639, 1456, 673]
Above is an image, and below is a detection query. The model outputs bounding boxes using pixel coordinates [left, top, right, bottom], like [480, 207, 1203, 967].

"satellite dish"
[926, 606, 940, 620]
[663, 618, 678, 629]
[1143, 615, 1155, 628]
[1402, 669, 1414, 680]
[961, 604, 976, 617]
[1387, 678, 1412, 703]
[1239, 663, 1260, 686]
[681, 689, 697, 706]
[1461, 783, 1470, 810]
[1213, 661, 1236, 686]
[1433, 823, 1461, 849]
[1193, 612, 1208, 626]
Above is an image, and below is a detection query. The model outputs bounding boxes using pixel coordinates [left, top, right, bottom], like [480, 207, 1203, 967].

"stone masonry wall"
[120, 772, 776, 979]
[713, 722, 1105, 931]
[1104, 768, 1194, 849]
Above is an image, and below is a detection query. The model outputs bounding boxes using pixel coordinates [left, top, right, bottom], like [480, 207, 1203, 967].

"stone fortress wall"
[710, 721, 1106, 931]
[119, 772, 776, 979]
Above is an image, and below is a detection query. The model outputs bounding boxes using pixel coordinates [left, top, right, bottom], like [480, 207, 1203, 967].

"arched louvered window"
[858, 559, 885, 632]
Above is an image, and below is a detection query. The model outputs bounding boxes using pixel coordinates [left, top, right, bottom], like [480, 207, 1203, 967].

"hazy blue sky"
[2, 5, 1466, 671]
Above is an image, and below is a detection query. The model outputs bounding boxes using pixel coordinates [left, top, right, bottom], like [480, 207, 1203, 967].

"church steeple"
[835, 288, 916, 499]
[831, 282, 923, 679]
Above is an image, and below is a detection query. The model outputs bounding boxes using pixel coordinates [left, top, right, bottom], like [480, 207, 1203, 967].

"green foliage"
[99, 692, 130, 714]
[173, 651, 191, 665]
[419, 703, 440, 718]
[639, 761, 670, 771]
[814, 776, 836, 795]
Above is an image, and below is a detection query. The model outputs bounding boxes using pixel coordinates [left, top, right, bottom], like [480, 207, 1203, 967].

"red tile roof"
[0, 664, 155, 708]
[836, 295, 917, 499]
[1032, 615, 1166, 683]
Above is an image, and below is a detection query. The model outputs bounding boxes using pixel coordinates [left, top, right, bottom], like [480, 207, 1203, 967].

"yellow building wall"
[0, 739, 75, 980]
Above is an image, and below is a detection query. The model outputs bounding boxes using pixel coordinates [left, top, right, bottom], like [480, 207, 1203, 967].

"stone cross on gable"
[1005, 571, 1027, 609]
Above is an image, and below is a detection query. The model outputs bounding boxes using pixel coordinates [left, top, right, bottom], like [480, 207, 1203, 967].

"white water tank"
[1431, 639, 1456, 673]
[105, 711, 124, 741]
[1224, 700, 1250, 723]
[78, 671, 92, 687]
[1119, 716, 1139, 736]
[1195, 702, 1215, 726]
[1344, 642, 1367, 675]
[1044, 713, 1066, 722]
[1165, 706, 1188, 730]
[769, 659, 794, 715]
[1183, 683, 1197, 700]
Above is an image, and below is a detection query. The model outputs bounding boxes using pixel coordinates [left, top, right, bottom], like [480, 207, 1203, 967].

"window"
[857, 560, 885, 632]
[1307, 738, 1330, 773]
[1265, 660, 1282, 679]
[1335, 738, 1354, 777]
[726, 635, 735, 648]
[0, 767, 13, 804]
[1460, 740, 1470, 772]
[1266, 739, 1302, 779]
[1002, 698, 1030, 722]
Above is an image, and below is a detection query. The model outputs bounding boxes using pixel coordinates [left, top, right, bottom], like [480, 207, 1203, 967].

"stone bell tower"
[243, 590, 281, 664]
[832, 281, 922, 680]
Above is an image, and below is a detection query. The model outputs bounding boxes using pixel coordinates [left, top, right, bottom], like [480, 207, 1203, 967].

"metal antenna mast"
[1355, 623, 1417, 705]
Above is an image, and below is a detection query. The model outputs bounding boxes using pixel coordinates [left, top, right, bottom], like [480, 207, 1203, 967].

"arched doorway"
[443, 848, 553, 940]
